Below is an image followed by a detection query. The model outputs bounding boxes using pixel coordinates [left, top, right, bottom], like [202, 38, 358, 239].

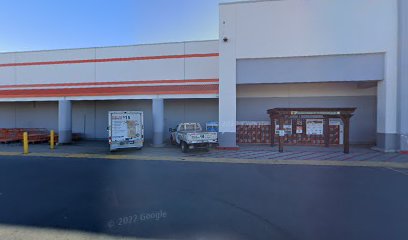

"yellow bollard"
[23, 132, 29, 154]
[50, 130, 55, 150]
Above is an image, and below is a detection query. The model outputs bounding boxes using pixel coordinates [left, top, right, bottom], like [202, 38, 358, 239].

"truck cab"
[170, 123, 218, 153]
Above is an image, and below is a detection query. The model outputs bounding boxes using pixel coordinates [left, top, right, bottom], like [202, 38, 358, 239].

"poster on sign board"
[306, 119, 324, 135]
[274, 119, 293, 135]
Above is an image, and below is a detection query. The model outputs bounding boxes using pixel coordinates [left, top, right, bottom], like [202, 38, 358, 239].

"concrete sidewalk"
[0, 141, 407, 168]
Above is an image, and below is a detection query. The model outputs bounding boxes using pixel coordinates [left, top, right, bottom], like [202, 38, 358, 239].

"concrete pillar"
[152, 98, 165, 147]
[218, 5, 238, 149]
[374, 0, 400, 152]
[376, 81, 399, 152]
[58, 100, 72, 144]
[399, 0, 408, 152]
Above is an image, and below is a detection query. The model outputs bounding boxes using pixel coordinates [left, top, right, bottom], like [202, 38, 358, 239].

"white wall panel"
[95, 43, 184, 59]
[0, 53, 15, 64]
[16, 63, 95, 85]
[0, 68, 15, 86]
[13, 49, 96, 85]
[95, 59, 185, 82]
[14, 48, 95, 63]
[185, 40, 218, 54]
[0, 53, 16, 86]
[185, 57, 219, 80]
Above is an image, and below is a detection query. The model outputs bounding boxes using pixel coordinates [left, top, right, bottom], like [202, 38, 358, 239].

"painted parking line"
[277, 151, 320, 160]
[1, 151, 408, 169]
[384, 153, 403, 162]
[339, 152, 372, 161]
[300, 151, 338, 160]
[320, 152, 347, 160]
[386, 167, 408, 176]
[357, 153, 385, 162]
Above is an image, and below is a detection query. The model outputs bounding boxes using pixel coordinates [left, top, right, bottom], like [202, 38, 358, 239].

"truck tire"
[181, 141, 189, 153]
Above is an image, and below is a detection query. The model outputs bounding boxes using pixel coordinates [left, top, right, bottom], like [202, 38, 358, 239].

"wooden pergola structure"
[267, 108, 356, 154]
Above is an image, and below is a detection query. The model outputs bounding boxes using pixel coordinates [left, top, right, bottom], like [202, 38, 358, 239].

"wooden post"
[278, 116, 285, 153]
[324, 116, 330, 147]
[270, 116, 275, 146]
[341, 114, 351, 154]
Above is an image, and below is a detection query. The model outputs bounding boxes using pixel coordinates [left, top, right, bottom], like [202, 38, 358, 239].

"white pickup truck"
[169, 123, 218, 152]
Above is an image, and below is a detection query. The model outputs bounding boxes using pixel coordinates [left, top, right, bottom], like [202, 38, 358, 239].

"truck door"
[109, 111, 144, 151]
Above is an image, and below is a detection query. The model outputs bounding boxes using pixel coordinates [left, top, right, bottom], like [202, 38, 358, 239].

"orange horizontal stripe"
[0, 53, 219, 68]
[0, 84, 219, 98]
[0, 79, 219, 89]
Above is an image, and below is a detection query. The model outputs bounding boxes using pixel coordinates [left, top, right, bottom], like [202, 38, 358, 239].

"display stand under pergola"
[267, 108, 356, 154]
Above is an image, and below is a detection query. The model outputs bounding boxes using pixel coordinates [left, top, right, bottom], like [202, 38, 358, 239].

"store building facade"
[0, 0, 407, 152]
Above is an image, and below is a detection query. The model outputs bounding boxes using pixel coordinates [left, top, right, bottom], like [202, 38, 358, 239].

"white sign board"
[306, 119, 324, 135]
[329, 119, 341, 126]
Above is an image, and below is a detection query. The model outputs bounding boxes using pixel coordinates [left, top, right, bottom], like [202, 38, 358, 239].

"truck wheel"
[181, 141, 189, 153]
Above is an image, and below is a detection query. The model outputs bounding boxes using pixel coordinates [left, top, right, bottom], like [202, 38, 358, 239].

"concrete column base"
[373, 133, 400, 153]
[400, 134, 408, 153]
[58, 100, 72, 144]
[58, 130, 72, 144]
[218, 132, 238, 149]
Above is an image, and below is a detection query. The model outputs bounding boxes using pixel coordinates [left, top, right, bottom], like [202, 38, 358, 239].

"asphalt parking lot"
[0, 155, 407, 240]
[0, 141, 407, 163]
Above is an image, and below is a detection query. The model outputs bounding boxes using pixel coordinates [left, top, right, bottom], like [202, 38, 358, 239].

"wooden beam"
[270, 116, 275, 146]
[324, 116, 330, 148]
[278, 116, 285, 153]
[340, 114, 352, 154]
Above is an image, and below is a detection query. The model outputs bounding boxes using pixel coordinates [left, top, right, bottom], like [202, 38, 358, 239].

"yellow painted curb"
[0, 151, 407, 169]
